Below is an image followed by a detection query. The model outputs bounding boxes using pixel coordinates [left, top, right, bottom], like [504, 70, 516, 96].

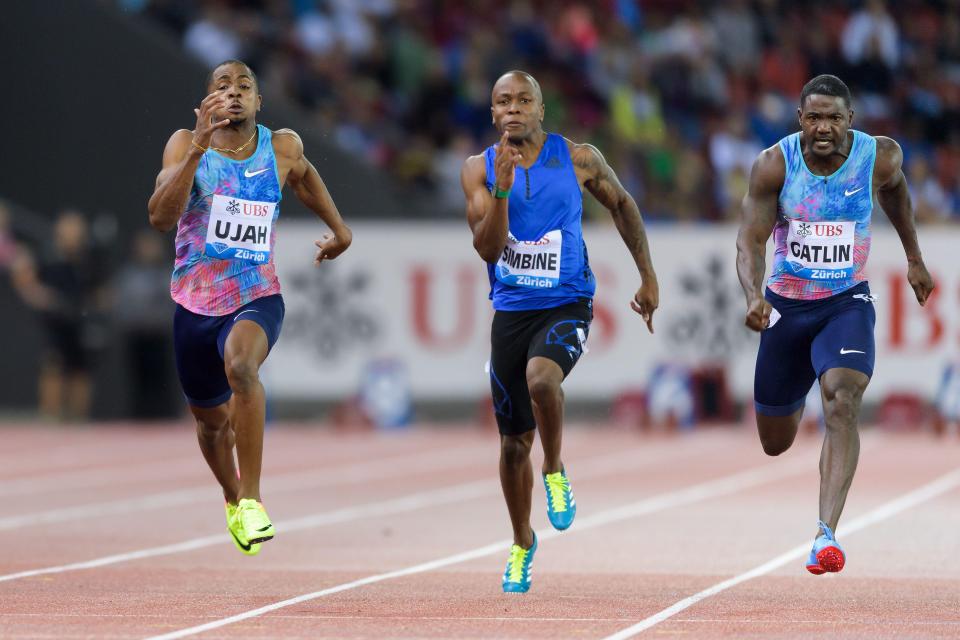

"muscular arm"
[147, 130, 203, 232]
[275, 129, 352, 261]
[874, 136, 934, 304]
[570, 142, 658, 329]
[461, 154, 509, 263]
[571, 143, 655, 280]
[736, 145, 783, 330]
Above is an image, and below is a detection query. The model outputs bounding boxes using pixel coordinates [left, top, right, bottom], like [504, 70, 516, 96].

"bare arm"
[571, 142, 658, 331]
[874, 136, 934, 305]
[147, 92, 230, 232]
[276, 129, 352, 263]
[461, 130, 519, 263]
[736, 145, 783, 331]
[147, 130, 202, 232]
[10, 248, 55, 311]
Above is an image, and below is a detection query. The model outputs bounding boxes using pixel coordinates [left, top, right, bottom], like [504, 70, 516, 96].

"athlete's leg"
[223, 320, 269, 501]
[500, 430, 536, 548]
[191, 400, 240, 504]
[526, 357, 565, 474]
[753, 293, 817, 455]
[817, 367, 869, 532]
[756, 409, 804, 456]
[811, 286, 876, 535]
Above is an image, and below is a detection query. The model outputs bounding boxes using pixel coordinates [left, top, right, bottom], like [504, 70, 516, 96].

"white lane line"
[0, 444, 487, 531]
[0, 459, 201, 498]
[0, 439, 710, 584]
[599, 468, 960, 640]
[0, 429, 733, 532]
[142, 457, 811, 639]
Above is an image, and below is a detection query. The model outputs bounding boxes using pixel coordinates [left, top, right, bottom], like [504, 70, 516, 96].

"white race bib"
[784, 220, 854, 280]
[204, 194, 275, 263]
[495, 229, 562, 289]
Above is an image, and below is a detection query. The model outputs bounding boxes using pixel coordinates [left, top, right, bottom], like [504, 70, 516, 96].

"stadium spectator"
[133, 0, 960, 223]
[10, 210, 110, 422]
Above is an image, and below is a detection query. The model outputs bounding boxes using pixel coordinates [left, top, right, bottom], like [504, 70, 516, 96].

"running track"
[1, 422, 958, 639]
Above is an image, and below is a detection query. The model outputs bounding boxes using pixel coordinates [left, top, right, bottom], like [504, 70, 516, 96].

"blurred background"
[1, 0, 958, 433]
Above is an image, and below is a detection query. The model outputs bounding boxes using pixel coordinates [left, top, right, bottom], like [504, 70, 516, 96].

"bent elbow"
[148, 210, 174, 233]
[474, 240, 501, 264]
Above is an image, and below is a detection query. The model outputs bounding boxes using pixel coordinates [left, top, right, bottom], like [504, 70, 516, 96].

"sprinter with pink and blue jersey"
[737, 75, 934, 576]
[148, 60, 352, 558]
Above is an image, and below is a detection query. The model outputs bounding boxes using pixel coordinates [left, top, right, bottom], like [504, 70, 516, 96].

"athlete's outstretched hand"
[314, 229, 353, 265]
[192, 91, 231, 148]
[630, 279, 659, 334]
[907, 259, 935, 306]
[493, 130, 522, 192]
[745, 297, 773, 332]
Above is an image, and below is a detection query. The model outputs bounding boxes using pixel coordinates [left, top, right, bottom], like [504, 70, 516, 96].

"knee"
[756, 414, 800, 456]
[225, 357, 260, 393]
[196, 417, 229, 443]
[759, 437, 791, 457]
[526, 373, 561, 407]
[501, 435, 532, 467]
[822, 385, 863, 430]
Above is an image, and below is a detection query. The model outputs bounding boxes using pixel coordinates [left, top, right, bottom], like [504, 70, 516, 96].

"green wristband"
[493, 184, 511, 199]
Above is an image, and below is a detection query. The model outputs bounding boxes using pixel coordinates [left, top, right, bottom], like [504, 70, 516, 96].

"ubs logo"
[796, 222, 812, 238]
[285, 266, 379, 360]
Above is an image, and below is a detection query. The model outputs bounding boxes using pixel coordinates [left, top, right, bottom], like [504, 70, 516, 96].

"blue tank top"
[767, 130, 876, 301]
[483, 133, 595, 311]
[171, 124, 283, 315]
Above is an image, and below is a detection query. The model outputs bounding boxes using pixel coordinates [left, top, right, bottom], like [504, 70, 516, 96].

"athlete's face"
[491, 75, 544, 143]
[208, 63, 261, 124]
[798, 94, 853, 158]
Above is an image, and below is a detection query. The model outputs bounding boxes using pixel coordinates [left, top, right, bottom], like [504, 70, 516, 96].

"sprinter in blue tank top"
[148, 60, 353, 557]
[737, 75, 934, 575]
[461, 71, 659, 593]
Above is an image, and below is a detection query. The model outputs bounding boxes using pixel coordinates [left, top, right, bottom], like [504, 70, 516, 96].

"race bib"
[204, 194, 275, 263]
[784, 220, 854, 281]
[495, 229, 562, 289]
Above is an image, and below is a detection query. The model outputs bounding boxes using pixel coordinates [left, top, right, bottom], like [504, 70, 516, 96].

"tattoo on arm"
[576, 144, 654, 277]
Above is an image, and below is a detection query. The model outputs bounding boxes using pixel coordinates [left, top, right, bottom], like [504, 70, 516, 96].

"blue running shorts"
[754, 282, 875, 417]
[173, 294, 285, 408]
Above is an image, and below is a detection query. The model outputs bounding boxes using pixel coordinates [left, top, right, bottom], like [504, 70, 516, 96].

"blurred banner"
[264, 223, 958, 402]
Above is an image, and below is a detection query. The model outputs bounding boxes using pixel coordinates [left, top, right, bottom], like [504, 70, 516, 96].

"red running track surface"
[0, 421, 958, 639]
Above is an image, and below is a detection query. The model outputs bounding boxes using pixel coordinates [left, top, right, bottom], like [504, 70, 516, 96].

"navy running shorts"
[754, 282, 876, 417]
[173, 294, 285, 408]
[489, 298, 592, 436]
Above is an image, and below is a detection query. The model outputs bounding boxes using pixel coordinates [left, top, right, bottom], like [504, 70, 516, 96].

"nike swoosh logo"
[244, 168, 269, 178]
[844, 186, 864, 197]
[233, 309, 260, 321]
[229, 528, 253, 551]
[840, 348, 866, 355]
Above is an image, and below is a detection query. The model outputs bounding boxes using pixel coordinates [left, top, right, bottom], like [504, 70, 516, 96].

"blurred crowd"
[0, 200, 177, 421]
[126, 0, 960, 222]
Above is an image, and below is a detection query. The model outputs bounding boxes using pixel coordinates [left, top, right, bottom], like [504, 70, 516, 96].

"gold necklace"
[209, 129, 258, 154]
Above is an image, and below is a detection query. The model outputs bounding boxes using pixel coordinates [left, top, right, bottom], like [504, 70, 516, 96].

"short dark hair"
[800, 74, 851, 109]
[206, 60, 258, 90]
[498, 70, 543, 103]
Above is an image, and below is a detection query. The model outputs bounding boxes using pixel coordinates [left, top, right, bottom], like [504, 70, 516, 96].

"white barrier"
[263, 222, 959, 402]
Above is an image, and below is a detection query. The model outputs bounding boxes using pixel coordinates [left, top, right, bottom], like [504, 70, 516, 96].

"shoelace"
[544, 472, 570, 513]
[507, 545, 529, 583]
